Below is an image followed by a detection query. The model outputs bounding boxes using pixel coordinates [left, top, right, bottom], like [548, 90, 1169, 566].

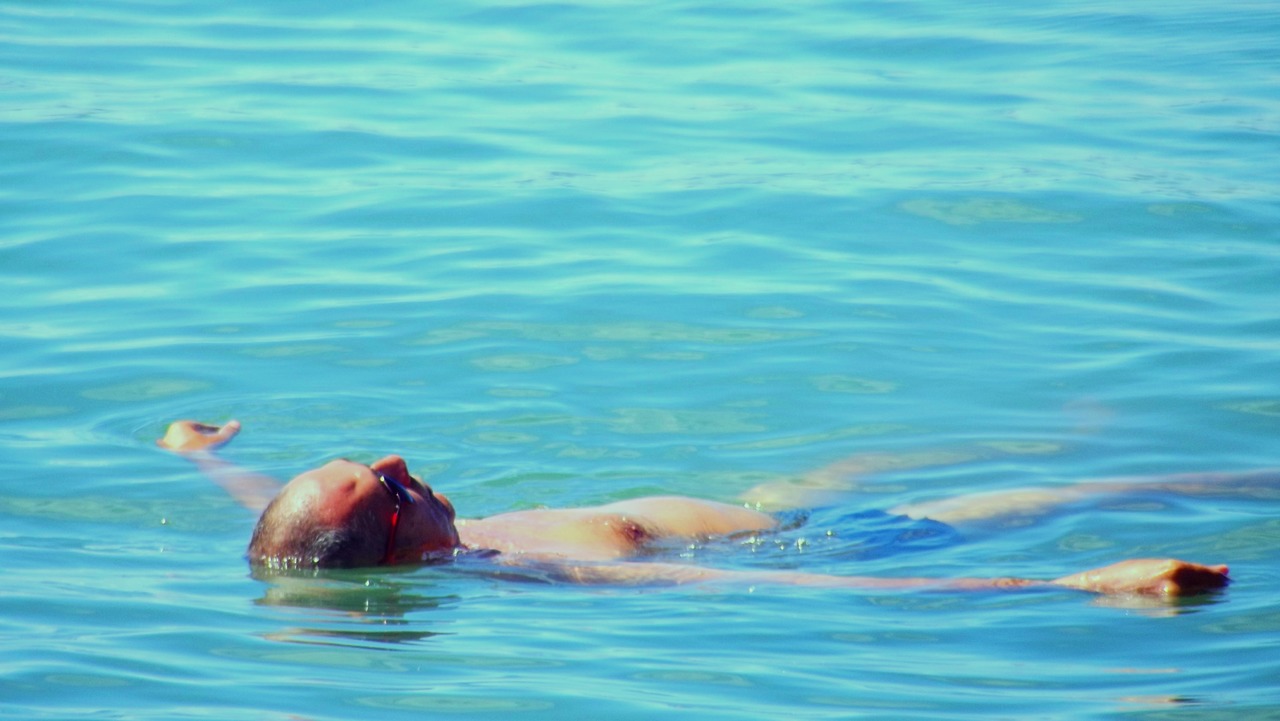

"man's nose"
[370, 454, 409, 481]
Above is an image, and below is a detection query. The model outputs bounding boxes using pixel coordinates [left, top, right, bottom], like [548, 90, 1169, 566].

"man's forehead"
[291, 458, 374, 486]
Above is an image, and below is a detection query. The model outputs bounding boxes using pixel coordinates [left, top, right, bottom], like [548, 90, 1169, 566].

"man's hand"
[1053, 558, 1230, 596]
[156, 419, 278, 512]
[157, 420, 241, 454]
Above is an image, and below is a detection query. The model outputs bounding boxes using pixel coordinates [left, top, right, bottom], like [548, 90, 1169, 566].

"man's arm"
[888, 467, 1280, 527]
[524, 557, 1229, 597]
[740, 442, 1062, 512]
[157, 420, 281, 513]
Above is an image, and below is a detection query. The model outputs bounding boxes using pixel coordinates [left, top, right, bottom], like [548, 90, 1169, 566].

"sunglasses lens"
[379, 473, 417, 504]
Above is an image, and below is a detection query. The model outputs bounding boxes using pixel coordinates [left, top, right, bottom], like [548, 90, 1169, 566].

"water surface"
[3, 1, 1279, 718]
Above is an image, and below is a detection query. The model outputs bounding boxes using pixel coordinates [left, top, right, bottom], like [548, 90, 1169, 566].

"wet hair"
[247, 490, 385, 569]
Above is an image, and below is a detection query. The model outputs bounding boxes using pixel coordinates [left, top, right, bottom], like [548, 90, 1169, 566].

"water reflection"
[1087, 590, 1229, 617]
[249, 560, 563, 646]
[251, 567, 461, 646]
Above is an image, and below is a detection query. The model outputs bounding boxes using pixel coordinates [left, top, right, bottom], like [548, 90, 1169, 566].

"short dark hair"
[247, 491, 385, 569]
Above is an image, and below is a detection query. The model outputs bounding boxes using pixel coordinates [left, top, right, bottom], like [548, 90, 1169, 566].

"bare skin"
[742, 444, 1280, 528]
[158, 419, 1233, 597]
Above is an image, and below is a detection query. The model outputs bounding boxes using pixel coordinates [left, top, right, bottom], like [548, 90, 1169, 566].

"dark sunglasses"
[377, 472, 417, 565]
[379, 472, 419, 507]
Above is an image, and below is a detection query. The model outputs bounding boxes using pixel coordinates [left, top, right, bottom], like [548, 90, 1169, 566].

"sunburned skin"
[456, 496, 777, 562]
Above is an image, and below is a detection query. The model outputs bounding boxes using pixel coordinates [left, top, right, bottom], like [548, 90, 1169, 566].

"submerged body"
[158, 419, 1238, 597]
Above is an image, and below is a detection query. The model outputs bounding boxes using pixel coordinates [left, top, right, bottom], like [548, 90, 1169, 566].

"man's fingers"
[213, 420, 241, 439]
[157, 419, 241, 452]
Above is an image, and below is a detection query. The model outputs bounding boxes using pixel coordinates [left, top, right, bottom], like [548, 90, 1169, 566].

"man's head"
[247, 455, 460, 569]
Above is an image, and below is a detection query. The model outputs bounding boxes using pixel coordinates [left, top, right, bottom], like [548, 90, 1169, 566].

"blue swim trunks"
[654, 507, 961, 570]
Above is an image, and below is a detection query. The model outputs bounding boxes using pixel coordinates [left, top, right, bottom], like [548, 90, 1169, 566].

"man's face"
[367, 454, 460, 563]
[290, 455, 460, 565]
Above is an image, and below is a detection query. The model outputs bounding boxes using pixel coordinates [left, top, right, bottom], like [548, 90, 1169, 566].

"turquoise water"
[3, 0, 1279, 717]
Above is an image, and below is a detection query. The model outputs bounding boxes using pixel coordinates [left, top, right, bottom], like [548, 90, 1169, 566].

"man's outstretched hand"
[156, 419, 279, 512]
[157, 420, 241, 454]
[1054, 558, 1230, 597]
